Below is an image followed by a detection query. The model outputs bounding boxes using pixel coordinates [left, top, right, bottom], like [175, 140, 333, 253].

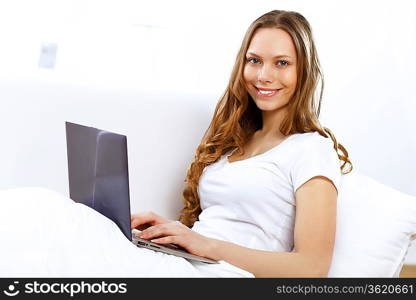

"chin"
[253, 99, 286, 111]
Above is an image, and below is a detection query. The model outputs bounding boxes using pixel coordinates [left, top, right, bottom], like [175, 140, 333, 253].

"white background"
[0, 0, 415, 261]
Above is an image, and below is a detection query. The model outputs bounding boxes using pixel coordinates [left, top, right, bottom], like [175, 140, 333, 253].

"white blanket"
[0, 188, 253, 278]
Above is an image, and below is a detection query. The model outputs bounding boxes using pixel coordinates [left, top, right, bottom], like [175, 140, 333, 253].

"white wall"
[1, 0, 415, 261]
[0, 0, 414, 195]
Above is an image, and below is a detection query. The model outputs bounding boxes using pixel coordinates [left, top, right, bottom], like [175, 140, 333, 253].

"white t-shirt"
[191, 131, 341, 252]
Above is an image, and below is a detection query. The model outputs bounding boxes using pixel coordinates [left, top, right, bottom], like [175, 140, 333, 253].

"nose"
[257, 64, 275, 84]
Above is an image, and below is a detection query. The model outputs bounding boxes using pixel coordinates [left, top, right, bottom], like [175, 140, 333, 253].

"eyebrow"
[246, 52, 293, 59]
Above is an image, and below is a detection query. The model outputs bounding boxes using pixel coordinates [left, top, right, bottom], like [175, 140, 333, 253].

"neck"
[258, 107, 289, 139]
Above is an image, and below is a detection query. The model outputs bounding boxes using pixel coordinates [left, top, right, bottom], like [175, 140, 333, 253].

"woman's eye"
[277, 60, 289, 66]
[247, 57, 260, 64]
[246, 58, 289, 67]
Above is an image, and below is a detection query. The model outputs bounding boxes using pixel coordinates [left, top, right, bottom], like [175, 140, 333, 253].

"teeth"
[259, 90, 273, 94]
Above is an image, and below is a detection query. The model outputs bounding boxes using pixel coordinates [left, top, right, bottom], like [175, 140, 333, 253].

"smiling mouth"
[255, 87, 282, 97]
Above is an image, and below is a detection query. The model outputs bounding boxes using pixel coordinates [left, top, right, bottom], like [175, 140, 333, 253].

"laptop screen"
[65, 122, 132, 240]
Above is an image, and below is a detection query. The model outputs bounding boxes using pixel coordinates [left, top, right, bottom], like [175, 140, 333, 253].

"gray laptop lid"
[65, 122, 132, 241]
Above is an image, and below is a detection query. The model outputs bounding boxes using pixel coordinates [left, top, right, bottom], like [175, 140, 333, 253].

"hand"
[137, 220, 218, 260]
[131, 211, 171, 231]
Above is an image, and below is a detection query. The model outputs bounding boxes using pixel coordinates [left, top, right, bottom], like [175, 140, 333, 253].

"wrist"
[205, 237, 223, 261]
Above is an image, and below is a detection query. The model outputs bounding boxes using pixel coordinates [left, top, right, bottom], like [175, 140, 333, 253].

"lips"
[256, 87, 281, 91]
[255, 86, 282, 97]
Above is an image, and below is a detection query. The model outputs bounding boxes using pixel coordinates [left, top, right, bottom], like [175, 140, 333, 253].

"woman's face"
[243, 28, 297, 112]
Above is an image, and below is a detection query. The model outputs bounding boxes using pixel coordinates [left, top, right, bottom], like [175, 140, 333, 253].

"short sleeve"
[290, 135, 341, 193]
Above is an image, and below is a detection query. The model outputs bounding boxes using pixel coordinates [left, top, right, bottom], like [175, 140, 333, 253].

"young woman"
[130, 9, 352, 277]
[0, 10, 352, 278]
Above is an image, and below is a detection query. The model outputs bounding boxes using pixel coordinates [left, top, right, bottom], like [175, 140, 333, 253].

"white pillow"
[328, 172, 416, 277]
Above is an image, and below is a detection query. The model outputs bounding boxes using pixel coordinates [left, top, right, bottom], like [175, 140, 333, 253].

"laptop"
[65, 121, 217, 264]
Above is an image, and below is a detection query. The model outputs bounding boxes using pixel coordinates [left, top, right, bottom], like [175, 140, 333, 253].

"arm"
[134, 176, 337, 277]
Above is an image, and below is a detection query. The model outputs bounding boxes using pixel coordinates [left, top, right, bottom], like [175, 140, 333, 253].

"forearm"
[208, 239, 331, 278]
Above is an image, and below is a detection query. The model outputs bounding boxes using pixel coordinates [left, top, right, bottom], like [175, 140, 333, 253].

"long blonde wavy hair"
[179, 10, 353, 227]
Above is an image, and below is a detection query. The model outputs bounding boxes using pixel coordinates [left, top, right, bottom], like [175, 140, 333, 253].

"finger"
[150, 236, 179, 245]
[131, 212, 153, 224]
[151, 236, 191, 253]
[131, 211, 169, 227]
[131, 217, 144, 229]
[139, 222, 181, 240]
[131, 211, 159, 229]
[131, 217, 152, 230]
[131, 223, 151, 231]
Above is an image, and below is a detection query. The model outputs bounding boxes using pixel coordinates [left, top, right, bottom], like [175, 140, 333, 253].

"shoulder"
[288, 131, 341, 193]
[264, 131, 335, 166]
[291, 131, 331, 145]
[287, 131, 334, 156]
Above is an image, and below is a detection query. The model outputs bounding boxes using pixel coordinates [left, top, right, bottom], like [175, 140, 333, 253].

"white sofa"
[1, 78, 416, 277]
